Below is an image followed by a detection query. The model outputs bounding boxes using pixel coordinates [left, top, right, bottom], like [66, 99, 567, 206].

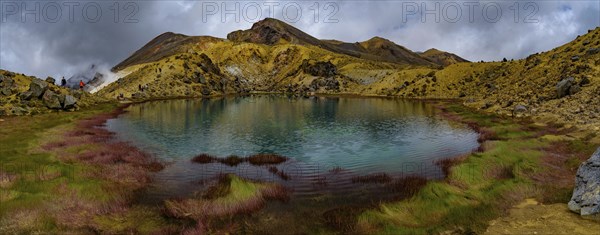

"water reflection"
[107, 96, 478, 200]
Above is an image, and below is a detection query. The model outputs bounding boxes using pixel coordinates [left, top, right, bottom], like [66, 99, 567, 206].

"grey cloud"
[0, 0, 598, 79]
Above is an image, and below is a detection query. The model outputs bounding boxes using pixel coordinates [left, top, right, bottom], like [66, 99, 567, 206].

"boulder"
[45, 76, 56, 84]
[72, 90, 84, 99]
[197, 54, 221, 75]
[569, 147, 600, 219]
[10, 106, 27, 116]
[131, 92, 148, 99]
[0, 87, 11, 96]
[513, 105, 528, 115]
[580, 76, 591, 86]
[19, 91, 34, 100]
[324, 77, 340, 90]
[29, 79, 48, 98]
[556, 77, 575, 98]
[201, 87, 211, 96]
[569, 84, 582, 95]
[42, 90, 62, 109]
[192, 72, 206, 84]
[58, 94, 65, 105]
[0, 76, 14, 88]
[571, 56, 580, 62]
[62, 95, 77, 109]
[588, 48, 600, 55]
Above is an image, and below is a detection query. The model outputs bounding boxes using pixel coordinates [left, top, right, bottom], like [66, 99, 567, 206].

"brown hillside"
[420, 48, 470, 66]
[112, 32, 222, 71]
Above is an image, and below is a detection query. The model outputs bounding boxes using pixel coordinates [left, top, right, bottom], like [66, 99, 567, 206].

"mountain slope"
[102, 19, 600, 127]
[98, 38, 405, 100]
[362, 27, 600, 125]
[420, 48, 470, 66]
[358, 37, 438, 66]
[112, 32, 222, 71]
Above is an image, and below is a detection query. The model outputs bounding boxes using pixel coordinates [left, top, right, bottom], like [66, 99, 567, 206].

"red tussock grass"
[41, 141, 69, 150]
[191, 154, 217, 164]
[530, 140, 597, 203]
[220, 155, 244, 166]
[267, 166, 290, 180]
[485, 165, 515, 180]
[49, 184, 131, 230]
[312, 176, 328, 187]
[260, 184, 290, 202]
[247, 153, 288, 165]
[351, 173, 392, 184]
[190, 153, 290, 167]
[520, 121, 577, 138]
[0, 171, 19, 188]
[437, 106, 499, 144]
[322, 206, 365, 232]
[76, 141, 164, 172]
[41, 103, 165, 193]
[165, 175, 289, 219]
[387, 175, 429, 199]
[435, 154, 469, 178]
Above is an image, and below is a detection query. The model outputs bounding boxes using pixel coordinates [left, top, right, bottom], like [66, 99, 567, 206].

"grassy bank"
[2, 98, 598, 234]
[0, 103, 169, 233]
[356, 103, 599, 234]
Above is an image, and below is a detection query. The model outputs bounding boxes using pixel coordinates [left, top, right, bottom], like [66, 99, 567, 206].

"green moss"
[357, 104, 577, 234]
[218, 174, 263, 203]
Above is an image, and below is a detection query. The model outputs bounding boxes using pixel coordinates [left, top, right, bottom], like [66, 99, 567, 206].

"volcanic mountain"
[98, 18, 599, 127]
[112, 18, 459, 72]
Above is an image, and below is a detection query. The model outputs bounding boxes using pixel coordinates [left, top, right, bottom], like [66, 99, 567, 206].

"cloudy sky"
[1, 0, 599, 79]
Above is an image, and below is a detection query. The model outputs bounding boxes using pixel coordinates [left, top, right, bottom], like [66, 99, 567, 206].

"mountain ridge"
[112, 18, 465, 71]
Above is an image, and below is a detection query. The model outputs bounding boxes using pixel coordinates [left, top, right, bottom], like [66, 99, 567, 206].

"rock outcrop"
[556, 77, 582, 98]
[29, 79, 49, 98]
[42, 90, 62, 109]
[0, 75, 16, 96]
[63, 95, 77, 109]
[0, 70, 98, 116]
[569, 147, 600, 220]
[301, 60, 337, 77]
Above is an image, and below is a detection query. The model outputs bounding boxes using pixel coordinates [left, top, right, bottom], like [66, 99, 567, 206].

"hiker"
[61, 77, 66, 87]
[138, 84, 142, 91]
[79, 80, 85, 90]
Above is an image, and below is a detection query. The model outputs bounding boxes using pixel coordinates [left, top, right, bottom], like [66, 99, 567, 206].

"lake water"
[106, 96, 478, 203]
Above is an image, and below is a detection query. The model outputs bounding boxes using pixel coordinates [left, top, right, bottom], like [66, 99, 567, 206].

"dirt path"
[485, 199, 600, 235]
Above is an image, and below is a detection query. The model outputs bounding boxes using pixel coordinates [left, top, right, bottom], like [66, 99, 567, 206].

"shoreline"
[1, 96, 598, 233]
